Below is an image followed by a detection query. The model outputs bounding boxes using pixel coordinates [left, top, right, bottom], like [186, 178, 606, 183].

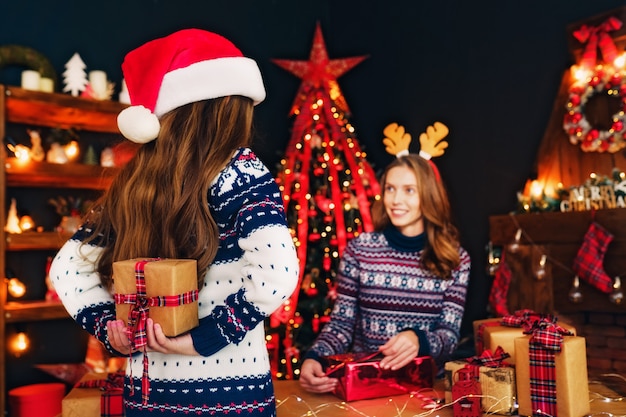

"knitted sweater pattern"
[307, 231, 470, 369]
[49, 148, 299, 416]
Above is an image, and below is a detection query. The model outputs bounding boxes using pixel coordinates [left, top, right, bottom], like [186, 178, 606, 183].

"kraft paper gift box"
[473, 313, 576, 366]
[515, 328, 590, 417]
[322, 353, 435, 402]
[444, 360, 516, 414]
[113, 258, 199, 337]
[62, 372, 124, 417]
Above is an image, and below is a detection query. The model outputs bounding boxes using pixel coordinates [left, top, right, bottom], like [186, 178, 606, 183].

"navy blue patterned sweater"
[305, 226, 470, 372]
[49, 148, 299, 416]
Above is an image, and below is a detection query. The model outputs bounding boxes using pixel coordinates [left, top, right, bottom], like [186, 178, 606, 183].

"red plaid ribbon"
[76, 371, 125, 417]
[475, 320, 500, 355]
[573, 17, 623, 69]
[500, 309, 551, 332]
[525, 318, 574, 416]
[466, 346, 510, 368]
[113, 259, 199, 405]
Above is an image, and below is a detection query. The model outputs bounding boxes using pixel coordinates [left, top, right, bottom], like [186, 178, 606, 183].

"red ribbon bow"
[573, 17, 623, 69]
[113, 259, 199, 405]
[466, 346, 510, 368]
[500, 309, 552, 332]
[75, 371, 125, 390]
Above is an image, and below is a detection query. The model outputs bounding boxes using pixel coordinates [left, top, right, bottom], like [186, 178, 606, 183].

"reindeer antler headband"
[382, 121, 449, 179]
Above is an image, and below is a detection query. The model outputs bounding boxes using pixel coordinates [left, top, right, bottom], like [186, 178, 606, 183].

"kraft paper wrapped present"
[113, 258, 199, 337]
[473, 310, 576, 365]
[444, 347, 516, 415]
[515, 320, 590, 417]
[62, 372, 124, 417]
[322, 353, 435, 401]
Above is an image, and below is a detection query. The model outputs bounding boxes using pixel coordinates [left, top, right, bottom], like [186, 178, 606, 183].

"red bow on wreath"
[573, 17, 623, 69]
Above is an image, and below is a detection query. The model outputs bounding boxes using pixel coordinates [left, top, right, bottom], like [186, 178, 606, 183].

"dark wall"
[1, 0, 623, 338]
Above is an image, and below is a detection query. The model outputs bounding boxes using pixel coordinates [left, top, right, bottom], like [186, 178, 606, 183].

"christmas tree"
[268, 23, 381, 379]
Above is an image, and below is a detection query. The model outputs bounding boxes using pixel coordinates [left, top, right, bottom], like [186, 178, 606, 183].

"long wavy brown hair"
[371, 154, 461, 279]
[83, 96, 255, 289]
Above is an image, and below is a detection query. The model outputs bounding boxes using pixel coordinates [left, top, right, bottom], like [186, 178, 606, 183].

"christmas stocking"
[488, 251, 511, 317]
[572, 221, 614, 294]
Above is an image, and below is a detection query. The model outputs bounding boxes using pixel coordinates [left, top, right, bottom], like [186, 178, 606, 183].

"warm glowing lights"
[8, 332, 30, 356]
[64, 140, 80, 161]
[7, 277, 26, 298]
[571, 65, 592, 83]
[18, 215, 34, 232]
[530, 180, 544, 200]
[7, 143, 31, 163]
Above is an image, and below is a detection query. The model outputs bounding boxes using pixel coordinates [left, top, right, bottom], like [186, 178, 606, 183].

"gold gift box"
[444, 360, 516, 415]
[113, 258, 198, 337]
[62, 373, 118, 417]
[473, 318, 576, 365]
[515, 335, 590, 417]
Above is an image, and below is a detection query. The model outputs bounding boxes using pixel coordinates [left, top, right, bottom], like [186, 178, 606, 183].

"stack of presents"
[444, 309, 588, 417]
[58, 258, 589, 417]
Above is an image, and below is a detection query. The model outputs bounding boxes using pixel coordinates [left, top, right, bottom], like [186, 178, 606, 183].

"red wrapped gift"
[322, 352, 435, 401]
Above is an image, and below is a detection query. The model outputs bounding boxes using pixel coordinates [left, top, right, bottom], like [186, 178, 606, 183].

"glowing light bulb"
[64, 140, 80, 161]
[9, 332, 30, 356]
[7, 278, 26, 298]
[19, 215, 34, 232]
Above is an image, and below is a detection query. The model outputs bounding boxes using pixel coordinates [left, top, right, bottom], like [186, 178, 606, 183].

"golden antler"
[382, 122, 412, 157]
[418, 122, 449, 160]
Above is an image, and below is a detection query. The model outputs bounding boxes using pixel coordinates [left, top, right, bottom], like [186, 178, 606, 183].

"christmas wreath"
[0, 44, 57, 83]
[563, 66, 626, 153]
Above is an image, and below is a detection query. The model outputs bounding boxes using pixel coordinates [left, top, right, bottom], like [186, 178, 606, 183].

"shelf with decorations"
[0, 83, 129, 413]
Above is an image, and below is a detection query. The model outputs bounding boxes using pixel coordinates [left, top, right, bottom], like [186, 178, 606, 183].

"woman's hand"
[378, 330, 419, 370]
[107, 318, 199, 356]
[107, 319, 134, 355]
[145, 318, 199, 355]
[299, 358, 338, 393]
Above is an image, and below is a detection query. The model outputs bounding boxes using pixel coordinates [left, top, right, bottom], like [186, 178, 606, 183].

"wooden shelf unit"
[0, 85, 126, 414]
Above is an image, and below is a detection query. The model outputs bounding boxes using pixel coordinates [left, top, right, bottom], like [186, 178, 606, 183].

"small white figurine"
[47, 142, 69, 164]
[28, 129, 45, 162]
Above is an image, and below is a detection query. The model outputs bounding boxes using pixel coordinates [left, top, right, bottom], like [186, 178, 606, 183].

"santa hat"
[117, 28, 266, 143]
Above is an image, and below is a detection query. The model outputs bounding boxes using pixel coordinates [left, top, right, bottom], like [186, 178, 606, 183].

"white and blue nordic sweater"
[305, 227, 470, 371]
[49, 148, 299, 416]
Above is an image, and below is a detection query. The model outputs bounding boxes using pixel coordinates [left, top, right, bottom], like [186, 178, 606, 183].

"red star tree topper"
[268, 22, 381, 379]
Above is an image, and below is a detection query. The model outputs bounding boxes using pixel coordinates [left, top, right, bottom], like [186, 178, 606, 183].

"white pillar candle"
[21, 70, 41, 90]
[89, 70, 107, 98]
[39, 77, 54, 93]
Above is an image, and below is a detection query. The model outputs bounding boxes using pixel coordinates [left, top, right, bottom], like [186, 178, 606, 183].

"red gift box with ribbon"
[62, 372, 124, 417]
[444, 347, 517, 415]
[322, 352, 435, 402]
[515, 317, 590, 417]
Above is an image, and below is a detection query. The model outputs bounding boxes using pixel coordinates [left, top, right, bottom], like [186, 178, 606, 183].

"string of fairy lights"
[276, 373, 626, 417]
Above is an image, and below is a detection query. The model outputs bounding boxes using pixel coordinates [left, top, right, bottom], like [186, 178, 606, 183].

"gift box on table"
[62, 372, 124, 417]
[322, 352, 435, 402]
[515, 320, 590, 417]
[113, 258, 199, 337]
[473, 310, 576, 366]
[444, 347, 516, 415]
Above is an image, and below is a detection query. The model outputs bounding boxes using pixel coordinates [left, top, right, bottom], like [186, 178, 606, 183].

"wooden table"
[273, 378, 626, 417]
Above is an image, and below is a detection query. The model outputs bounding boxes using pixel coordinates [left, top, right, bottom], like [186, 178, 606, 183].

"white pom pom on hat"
[117, 28, 266, 143]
